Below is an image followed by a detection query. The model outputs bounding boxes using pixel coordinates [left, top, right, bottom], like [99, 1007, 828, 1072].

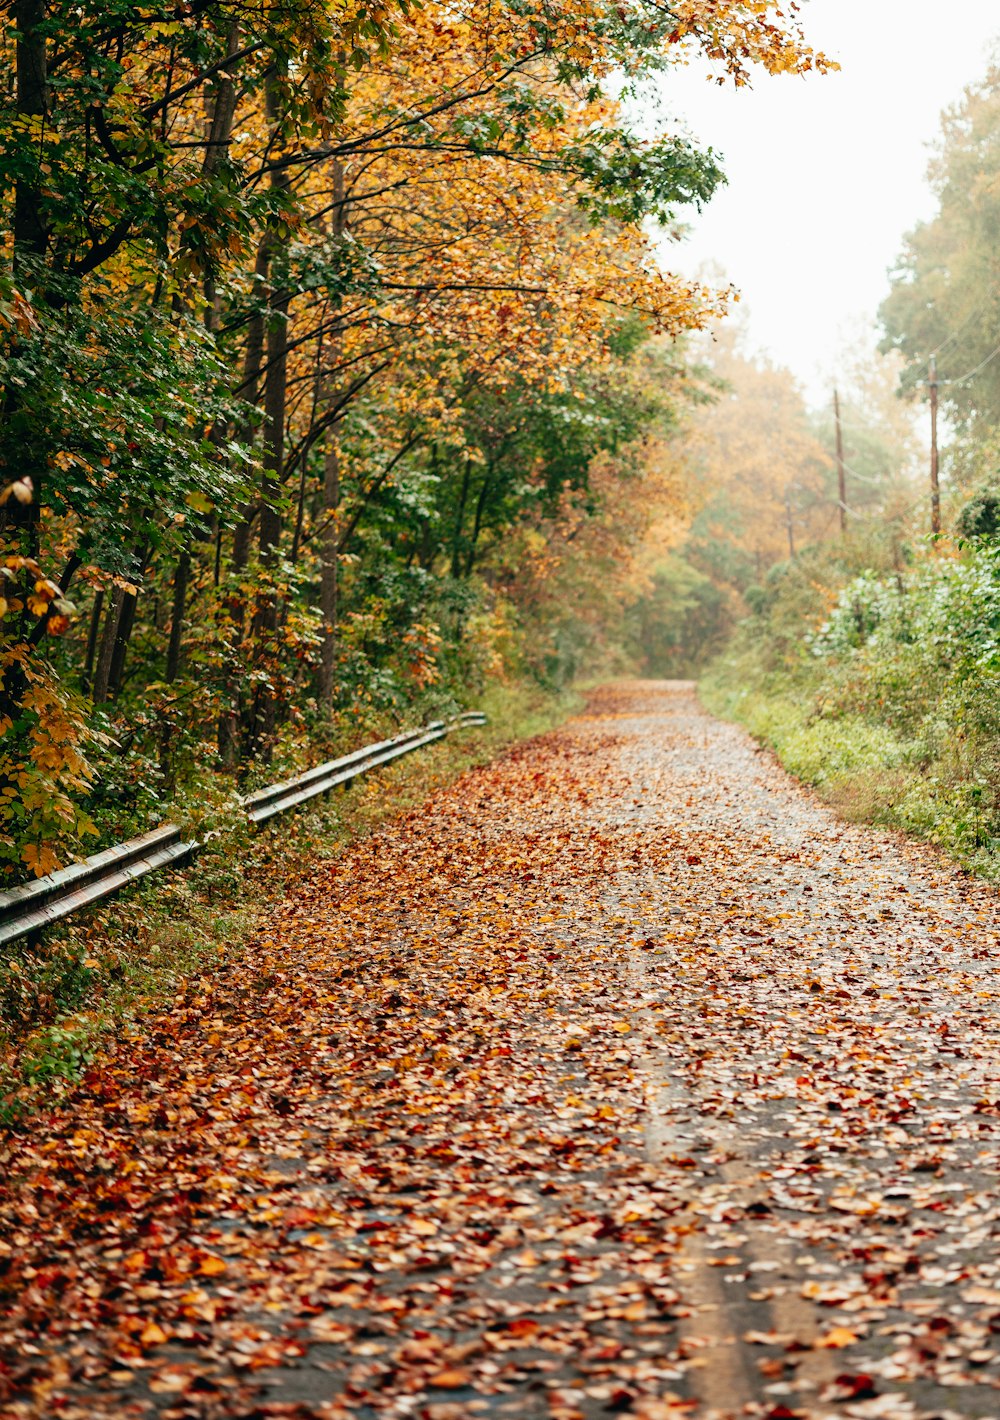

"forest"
[0, 0, 837, 888]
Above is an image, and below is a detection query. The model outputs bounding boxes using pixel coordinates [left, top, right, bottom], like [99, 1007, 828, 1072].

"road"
[2, 682, 999, 1419]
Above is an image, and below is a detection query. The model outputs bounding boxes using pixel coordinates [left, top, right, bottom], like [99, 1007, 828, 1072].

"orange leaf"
[817, 1327, 859, 1349]
[139, 1321, 168, 1347]
[427, 1369, 471, 1389]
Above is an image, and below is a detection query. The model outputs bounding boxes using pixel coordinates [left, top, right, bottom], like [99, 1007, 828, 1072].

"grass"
[701, 681, 916, 786]
[0, 679, 581, 1123]
[701, 665, 1000, 881]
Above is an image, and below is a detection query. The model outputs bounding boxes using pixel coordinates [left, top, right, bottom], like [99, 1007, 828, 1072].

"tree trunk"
[317, 158, 347, 706]
[225, 231, 272, 567]
[201, 23, 240, 337]
[7, 0, 48, 554]
[217, 222, 268, 766]
[92, 588, 125, 705]
[241, 75, 291, 761]
[13, 0, 47, 266]
[258, 284, 288, 562]
[247, 258, 288, 756]
[107, 588, 139, 700]
[203, 26, 240, 183]
[82, 590, 104, 691]
[165, 546, 191, 682]
[451, 458, 472, 578]
[258, 73, 290, 565]
[319, 435, 340, 704]
[465, 465, 493, 576]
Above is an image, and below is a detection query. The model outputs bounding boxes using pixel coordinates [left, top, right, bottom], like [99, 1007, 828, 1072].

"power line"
[832, 412, 882, 435]
[926, 308, 987, 364]
[833, 409, 919, 438]
[839, 487, 932, 526]
[840, 458, 891, 488]
[907, 286, 999, 376]
[844, 503, 890, 524]
[942, 339, 1000, 388]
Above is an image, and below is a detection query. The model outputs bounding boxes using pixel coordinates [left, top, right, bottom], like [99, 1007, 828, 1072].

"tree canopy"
[0, 0, 833, 879]
[880, 66, 1000, 434]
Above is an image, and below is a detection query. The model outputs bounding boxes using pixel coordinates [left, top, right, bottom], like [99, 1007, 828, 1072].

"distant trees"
[622, 328, 921, 674]
[631, 325, 834, 670]
[880, 66, 1000, 434]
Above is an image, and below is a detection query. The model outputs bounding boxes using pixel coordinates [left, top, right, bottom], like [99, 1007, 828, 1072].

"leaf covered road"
[3, 682, 1000, 1420]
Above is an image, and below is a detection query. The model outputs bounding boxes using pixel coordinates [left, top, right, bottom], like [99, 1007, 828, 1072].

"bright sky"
[654, 0, 1000, 404]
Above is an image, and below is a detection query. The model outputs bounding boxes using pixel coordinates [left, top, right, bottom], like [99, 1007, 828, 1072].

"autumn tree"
[619, 325, 834, 669]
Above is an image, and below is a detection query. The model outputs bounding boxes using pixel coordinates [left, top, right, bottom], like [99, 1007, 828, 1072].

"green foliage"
[19, 1022, 95, 1087]
[0, 641, 103, 878]
[1, 275, 253, 574]
[624, 555, 729, 674]
[956, 481, 1000, 543]
[879, 66, 1000, 432]
[570, 129, 726, 226]
[705, 539, 1000, 879]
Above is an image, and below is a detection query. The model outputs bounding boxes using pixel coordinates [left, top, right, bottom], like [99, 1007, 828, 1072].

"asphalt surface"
[2, 682, 999, 1420]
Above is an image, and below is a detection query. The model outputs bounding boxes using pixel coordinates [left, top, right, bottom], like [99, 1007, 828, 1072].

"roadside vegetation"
[0, 678, 578, 1120]
[702, 533, 1000, 876]
[697, 64, 1000, 880]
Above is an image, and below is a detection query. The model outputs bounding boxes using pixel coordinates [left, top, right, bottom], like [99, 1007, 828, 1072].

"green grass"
[702, 666, 1000, 882]
[0, 679, 580, 1123]
[702, 681, 915, 785]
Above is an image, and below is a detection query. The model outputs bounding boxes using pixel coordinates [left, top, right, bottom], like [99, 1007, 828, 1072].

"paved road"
[2, 683, 999, 1419]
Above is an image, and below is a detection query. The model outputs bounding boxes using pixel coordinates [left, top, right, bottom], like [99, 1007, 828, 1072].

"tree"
[879, 66, 1000, 434]
[681, 325, 833, 580]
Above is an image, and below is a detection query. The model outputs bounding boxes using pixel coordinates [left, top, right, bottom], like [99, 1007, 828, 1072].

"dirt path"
[3, 682, 1000, 1420]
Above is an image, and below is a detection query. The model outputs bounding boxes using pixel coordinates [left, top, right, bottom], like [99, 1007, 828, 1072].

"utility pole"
[929, 355, 941, 536]
[834, 387, 847, 534]
[784, 485, 796, 560]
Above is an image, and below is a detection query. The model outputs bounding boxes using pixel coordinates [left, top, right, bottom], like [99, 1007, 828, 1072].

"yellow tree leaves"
[0, 557, 99, 876]
[495, 340, 693, 667]
[667, 1, 839, 83]
[678, 323, 834, 581]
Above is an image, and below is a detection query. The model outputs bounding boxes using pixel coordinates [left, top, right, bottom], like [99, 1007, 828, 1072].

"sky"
[652, 0, 1000, 404]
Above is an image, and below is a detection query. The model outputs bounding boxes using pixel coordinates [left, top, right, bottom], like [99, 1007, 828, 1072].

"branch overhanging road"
[3, 682, 1000, 1420]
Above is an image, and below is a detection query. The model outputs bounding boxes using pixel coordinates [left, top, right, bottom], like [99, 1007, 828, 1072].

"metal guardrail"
[245, 723, 447, 826]
[0, 710, 487, 948]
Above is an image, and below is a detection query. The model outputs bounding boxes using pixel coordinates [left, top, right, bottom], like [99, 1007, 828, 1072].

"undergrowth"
[702, 537, 1000, 881]
[0, 679, 579, 1123]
